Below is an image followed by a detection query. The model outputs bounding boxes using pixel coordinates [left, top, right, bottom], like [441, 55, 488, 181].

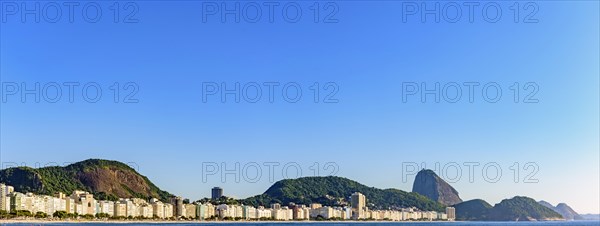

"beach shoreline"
[0, 219, 458, 224]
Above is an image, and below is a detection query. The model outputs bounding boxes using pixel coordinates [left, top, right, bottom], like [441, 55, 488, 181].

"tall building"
[65, 197, 75, 214]
[184, 203, 197, 219]
[446, 207, 455, 221]
[211, 187, 223, 200]
[9, 192, 30, 212]
[150, 198, 165, 219]
[140, 204, 153, 218]
[164, 203, 174, 218]
[98, 200, 114, 217]
[114, 201, 127, 217]
[0, 183, 14, 212]
[351, 192, 366, 219]
[124, 199, 138, 217]
[170, 196, 184, 217]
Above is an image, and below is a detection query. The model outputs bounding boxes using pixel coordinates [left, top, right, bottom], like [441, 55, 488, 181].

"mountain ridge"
[0, 159, 573, 222]
[240, 176, 446, 212]
[454, 197, 563, 221]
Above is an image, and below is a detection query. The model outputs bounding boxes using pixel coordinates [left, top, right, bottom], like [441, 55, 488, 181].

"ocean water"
[3, 221, 600, 226]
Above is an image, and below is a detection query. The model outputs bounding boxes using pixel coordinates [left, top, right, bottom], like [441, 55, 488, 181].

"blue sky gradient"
[1, 1, 598, 213]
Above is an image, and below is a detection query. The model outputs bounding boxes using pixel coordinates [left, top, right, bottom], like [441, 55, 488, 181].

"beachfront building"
[0, 183, 14, 212]
[98, 200, 114, 217]
[170, 196, 184, 218]
[438, 212, 448, 220]
[114, 200, 127, 217]
[291, 205, 310, 220]
[256, 206, 272, 219]
[272, 206, 293, 220]
[183, 203, 196, 219]
[9, 192, 30, 212]
[351, 192, 367, 219]
[197, 202, 215, 220]
[242, 205, 256, 220]
[70, 190, 96, 216]
[0, 183, 453, 222]
[150, 198, 165, 218]
[310, 206, 345, 219]
[216, 204, 244, 219]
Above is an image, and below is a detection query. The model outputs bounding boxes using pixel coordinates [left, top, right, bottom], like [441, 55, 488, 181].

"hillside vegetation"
[241, 176, 445, 212]
[0, 159, 171, 202]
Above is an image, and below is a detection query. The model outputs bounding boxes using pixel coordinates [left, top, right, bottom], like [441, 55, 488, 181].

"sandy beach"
[0, 219, 455, 224]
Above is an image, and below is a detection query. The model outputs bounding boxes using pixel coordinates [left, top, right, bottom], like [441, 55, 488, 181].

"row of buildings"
[347, 192, 455, 221]
[0, 183, 455, 221]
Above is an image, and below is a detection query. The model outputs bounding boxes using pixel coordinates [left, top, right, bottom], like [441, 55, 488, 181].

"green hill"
[0, 159, 172, 202]
[453, 199, 493, 220]
[454, 197, 563, 221]
[488, 196, 563, 221]
[240, 176, 445, 212]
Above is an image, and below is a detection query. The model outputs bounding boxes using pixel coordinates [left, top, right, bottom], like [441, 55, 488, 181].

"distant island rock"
[489, 196, 563, 221]
[453, 199, 493, 220]
[454, 197, 563, 221]
[412, 169, 462, 206]
[539, 201, 584, 220]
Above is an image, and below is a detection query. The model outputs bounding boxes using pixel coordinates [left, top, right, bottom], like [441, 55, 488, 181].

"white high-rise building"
[197, 203, 215, 220]
[9, 192, 32, 212]
[140, 204, 153, 218]
[125, 199, 138, 217]
[184, 204, 196, 219]
[43, 195, 66, 214]
[150, 199, 165, 219]
[256, 206, 272, 219]
[0, 183, 14, 212]
[164, 203, 174, 218]
[272, 207, 293, 220]
[351, 192, 366, 219]
[65, 197, 75, 214]
[217, 204, 238, 219]
[99, 200, 115, 216]
[114, 201, 127, 217]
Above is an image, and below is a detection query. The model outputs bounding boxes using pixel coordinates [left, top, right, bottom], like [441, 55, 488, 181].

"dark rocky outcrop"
[453, 199, 493, 220]
[412, 169, 462, 206]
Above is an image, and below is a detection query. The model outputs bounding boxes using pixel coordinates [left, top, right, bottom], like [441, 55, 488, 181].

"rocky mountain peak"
[412, 169, 462, 206]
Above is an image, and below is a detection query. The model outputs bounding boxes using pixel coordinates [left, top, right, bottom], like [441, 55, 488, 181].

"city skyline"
[0, 158, 596, 216]
[0, 182, 455, 221]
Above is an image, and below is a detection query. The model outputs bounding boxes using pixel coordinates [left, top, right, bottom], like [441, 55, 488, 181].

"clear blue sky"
[1, 1, 598, 213]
